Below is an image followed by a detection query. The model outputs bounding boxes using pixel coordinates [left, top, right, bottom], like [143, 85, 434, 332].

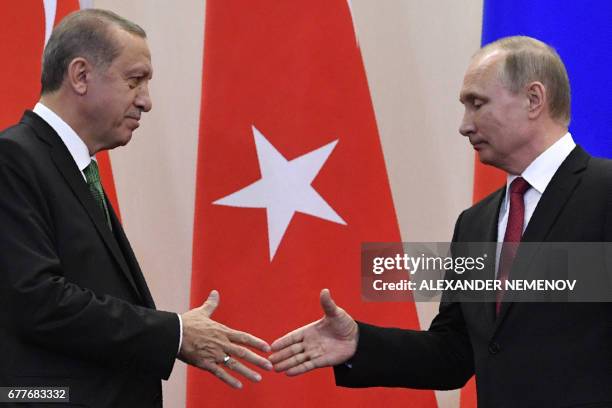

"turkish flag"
[0, 0, 120, 216]
[189, 1, 437, 407]
[0, 0, 47, 130]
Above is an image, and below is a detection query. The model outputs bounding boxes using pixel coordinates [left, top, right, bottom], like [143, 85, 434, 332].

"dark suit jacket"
[335, 146, 612, 407]
[0, 112, 180, 407]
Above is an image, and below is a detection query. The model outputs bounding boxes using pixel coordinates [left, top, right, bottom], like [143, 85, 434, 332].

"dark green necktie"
[83, 160, 112, 230]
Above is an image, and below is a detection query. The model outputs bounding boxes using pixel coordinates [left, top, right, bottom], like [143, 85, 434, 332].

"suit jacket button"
[488, 341, 500, 354]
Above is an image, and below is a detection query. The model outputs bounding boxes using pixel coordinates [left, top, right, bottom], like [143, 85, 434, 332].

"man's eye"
[128, 77, 141, 89]
[473, 100, 484, 109]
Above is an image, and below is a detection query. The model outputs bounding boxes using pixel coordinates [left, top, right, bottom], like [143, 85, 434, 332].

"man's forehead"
[467, 49, 505, 79]
[110, 26, 151, 56]
[111, 28, 153, 76]
[459, 49, 505, 99]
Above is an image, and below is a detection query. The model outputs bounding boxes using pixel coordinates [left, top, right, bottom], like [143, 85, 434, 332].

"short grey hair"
[478, 36, 571, 126]
[41, 9, 146, 94]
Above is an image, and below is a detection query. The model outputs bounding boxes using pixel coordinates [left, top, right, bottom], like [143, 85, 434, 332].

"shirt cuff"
[177, 314, 183, 356]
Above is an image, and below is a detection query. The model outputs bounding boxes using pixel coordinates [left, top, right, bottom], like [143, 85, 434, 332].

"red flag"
[472, 157, 505, 202]
[0, 0, 46, 129]
[0, 1, 120, 217]
[189, 1, 437, 406]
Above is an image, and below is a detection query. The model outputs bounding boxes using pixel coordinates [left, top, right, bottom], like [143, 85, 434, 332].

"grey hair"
[478, 36, 571, 126]
[41, 9, 146, 94]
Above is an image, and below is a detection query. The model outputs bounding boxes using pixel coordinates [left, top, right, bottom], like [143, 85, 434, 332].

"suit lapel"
[458, 188, 503, 328]
[23, 112, 146, 304]
[493, 146, 589, 330]
[480, 191, 503, 327]
[480, 193, 502, 243]
[107, 200, 156, 308]
[521, 146, 589, 243]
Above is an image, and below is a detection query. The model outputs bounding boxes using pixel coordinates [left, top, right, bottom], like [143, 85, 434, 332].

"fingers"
[272, 350, 310, 372]
[270, 327, 305, 352]
[185, 294, 278, 387]
[320, 288, 338, 317]
[201, 360, 243, 389]
[199, 350, 269, 388]
[269, 342, 304, 365]
[224, 356, 263, 382]
[227, 330, 271, 353]
[201, 290, 220, 317]
[286, 360, 317, 376]
[225, 344, 272, 371]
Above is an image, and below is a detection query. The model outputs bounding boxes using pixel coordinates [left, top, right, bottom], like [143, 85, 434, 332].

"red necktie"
[496, 177, 531, 315]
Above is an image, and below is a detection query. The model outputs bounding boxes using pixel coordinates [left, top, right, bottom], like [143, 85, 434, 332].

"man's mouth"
[470, 139, 486, 150]
[126, 116, 140, 130]
[125, 116, 140, 129]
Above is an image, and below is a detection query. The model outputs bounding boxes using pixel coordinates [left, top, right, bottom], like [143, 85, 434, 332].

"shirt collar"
[505, 132, 576, 195]
[33, 102, 94, 173]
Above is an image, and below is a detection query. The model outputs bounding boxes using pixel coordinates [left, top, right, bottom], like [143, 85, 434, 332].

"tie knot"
[84, 160, 100, 185]
[509, 177, 530, 196]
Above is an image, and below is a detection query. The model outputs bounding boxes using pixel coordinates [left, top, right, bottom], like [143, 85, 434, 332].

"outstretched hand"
[179, 290, 272, 388]
[269, 289, 358, 376]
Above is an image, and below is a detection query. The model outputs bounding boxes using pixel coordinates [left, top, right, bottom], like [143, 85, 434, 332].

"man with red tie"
[270, 36, 612, 407]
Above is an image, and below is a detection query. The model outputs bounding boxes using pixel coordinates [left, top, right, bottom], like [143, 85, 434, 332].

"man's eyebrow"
[126, 66, 152, 78]
[459, 92, 484, 103]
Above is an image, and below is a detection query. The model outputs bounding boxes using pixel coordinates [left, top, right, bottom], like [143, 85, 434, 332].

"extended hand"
[269, 289, 358, 376]
[179, 290, 272, 388]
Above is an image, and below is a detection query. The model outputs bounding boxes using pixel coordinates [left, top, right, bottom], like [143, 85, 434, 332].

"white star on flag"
[213, 126, 347, 260]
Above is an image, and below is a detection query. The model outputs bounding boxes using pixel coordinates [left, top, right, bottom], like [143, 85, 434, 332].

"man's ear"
[526, 81, 546, 119]
[66, 57, 91, 95]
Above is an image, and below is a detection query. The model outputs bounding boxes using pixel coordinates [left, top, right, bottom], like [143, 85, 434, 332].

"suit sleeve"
[334, 212, 474, 390]
[0, 138, 179, 380]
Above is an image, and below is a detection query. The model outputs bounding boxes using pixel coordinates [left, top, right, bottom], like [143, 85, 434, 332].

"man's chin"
[476, 151, 497, 167]
[104, 132, 133, 151]
[118, 128, 134, 145]
[121, 132, 133, 146]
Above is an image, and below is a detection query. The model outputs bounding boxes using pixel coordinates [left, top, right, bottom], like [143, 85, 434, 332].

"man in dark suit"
[269, 36, 612, 407]
[0, 9, 271, 407]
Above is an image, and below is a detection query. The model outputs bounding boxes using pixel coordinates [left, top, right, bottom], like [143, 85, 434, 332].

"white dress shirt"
[495, 132, 576, 273]
[32, 102, 183, 354]
[33, 102, 93, 180]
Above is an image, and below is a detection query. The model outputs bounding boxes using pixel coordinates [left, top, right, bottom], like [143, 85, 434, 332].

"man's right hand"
[179, 290, 272, 389]
[269, 289, 358, 376]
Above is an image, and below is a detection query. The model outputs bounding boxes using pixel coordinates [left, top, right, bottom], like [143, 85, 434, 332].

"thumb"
[201, 290, 220, 317]
[320, 288, 339, 317]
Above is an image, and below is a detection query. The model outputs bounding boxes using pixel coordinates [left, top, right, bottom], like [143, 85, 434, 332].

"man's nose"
[135, 83, 152, 112]
[459, 111, 475, 136]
